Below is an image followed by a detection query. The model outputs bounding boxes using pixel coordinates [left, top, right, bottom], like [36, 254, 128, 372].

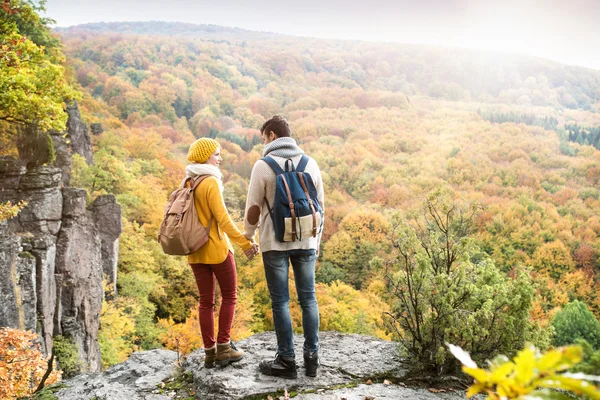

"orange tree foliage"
[158, 309, 202, 356]
[49, 22, 600, 365]
[0, 328, 61, 399]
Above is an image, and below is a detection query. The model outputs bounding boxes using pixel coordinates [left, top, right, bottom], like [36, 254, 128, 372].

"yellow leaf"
[490, 361, 514, 382]
[466, 382, 487, 398]
[561, 346, 584, 367]
[463, 366, 490, 384]
[497, 379, 525, 398]
[541, 376, 600, 400]
[514, 346, 536, 385]
[537, 348, 563, 372]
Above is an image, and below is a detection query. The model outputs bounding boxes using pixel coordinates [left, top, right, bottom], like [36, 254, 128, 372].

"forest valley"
[1, 3, 600, 397]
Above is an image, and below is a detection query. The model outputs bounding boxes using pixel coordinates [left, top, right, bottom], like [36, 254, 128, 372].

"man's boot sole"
[264, 370, 298, 379]
[216, 356, 244, 367]
[305, 369, 318, 377]
[259, 366, 298, 379]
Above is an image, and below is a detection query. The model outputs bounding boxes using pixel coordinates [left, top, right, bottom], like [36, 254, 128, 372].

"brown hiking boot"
[216, 341, 244, 367]
[204, 346, 216, 369]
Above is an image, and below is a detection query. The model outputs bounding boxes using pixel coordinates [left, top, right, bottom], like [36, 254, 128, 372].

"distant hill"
[57, 21, 600, 111]
[54, 21, 289, 42]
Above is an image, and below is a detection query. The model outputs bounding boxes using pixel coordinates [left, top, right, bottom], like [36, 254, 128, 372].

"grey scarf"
[263, 137, 305, 158]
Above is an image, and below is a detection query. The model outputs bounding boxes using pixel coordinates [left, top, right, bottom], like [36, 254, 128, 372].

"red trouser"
[190, 252, 237, 349]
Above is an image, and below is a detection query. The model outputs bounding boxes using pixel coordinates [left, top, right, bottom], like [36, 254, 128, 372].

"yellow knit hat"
[187, 138, 220, 163]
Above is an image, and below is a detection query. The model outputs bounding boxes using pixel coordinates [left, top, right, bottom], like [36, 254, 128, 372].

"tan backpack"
[158, 175, 213, 255]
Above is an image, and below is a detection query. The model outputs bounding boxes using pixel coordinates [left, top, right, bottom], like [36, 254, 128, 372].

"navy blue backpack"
[262, 155, 323, 242]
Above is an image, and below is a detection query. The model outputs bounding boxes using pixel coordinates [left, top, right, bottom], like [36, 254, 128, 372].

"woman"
[186, 138, 257, 368]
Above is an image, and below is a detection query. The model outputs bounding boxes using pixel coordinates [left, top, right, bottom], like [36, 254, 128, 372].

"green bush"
[385, 190, 545, 373]
[552, 300, 600, 349]
[579, 187, 600, 201]
[15, 125, 56, 167]
[53, 335, 83, 379]
[573, 339, 600, 375]
[315, 261, 348, 284]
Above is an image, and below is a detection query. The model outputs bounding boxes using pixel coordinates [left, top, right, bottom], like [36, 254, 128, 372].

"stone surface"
[55, 215, 104, 372]
[16, 251, 37, 331]
[56, 332, 467, 400]
[0, 233, 23, 329]
[0, 102, 119, 374]
[294, 383, 464, 399]
[62, 188, 88, 217]
[19, 165, 63, 190]
[18, 187, 63, 222]
[0, 156, 25, 190]
[0, 156, 26, 175]
[0, 188, 19, 205]
[0, 229, 38, 332]
[50, 130, 72, 187]
[90, 195, 122, 292]
[185, 331, 405, 400]
[30, 235, 57, 351]
[54, 350, 178, 400]
[51, 101, 94, 186]
[66, 101, 94, 165]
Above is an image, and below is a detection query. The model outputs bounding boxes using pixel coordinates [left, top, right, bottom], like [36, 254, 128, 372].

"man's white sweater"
[243, 140, 324, 253]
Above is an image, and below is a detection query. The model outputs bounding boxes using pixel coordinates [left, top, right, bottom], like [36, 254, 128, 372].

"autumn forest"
[2, 5, 600, 393]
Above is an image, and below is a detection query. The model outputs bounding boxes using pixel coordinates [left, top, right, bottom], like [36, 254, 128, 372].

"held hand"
[244, 243, 259, 260]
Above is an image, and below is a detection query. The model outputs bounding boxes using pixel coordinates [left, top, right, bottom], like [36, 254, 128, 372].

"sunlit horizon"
[45, 0, 600, 71]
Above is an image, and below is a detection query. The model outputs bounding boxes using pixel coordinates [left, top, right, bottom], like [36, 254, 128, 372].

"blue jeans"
[262, 249, 319, 358]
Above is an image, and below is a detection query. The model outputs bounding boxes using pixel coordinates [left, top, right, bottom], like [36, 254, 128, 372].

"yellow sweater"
[187, 176, 253, 264]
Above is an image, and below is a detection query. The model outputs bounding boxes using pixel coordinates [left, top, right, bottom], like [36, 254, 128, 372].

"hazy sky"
[45, 0, 600, 70]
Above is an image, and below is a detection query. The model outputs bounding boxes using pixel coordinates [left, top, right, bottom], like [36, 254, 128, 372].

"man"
[243, 115, 324, 378]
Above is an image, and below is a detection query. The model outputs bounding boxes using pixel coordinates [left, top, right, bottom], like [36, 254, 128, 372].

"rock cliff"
[51, 331, 467, 400]
[0, 103, 121, 374]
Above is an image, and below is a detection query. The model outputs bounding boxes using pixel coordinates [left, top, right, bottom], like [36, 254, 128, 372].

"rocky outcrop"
[52, 350, 178, 400]
[0, 103, 121, 374]
[51, 101, 94, 187]
[0, 221, 37, 332]
[90, 195, 122, 294]
[55, 188, 104, 372]
[53, 332, 466, 400]
[66, 101, 94, 165]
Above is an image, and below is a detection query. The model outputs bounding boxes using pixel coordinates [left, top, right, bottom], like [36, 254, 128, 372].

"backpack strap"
[296, 155, 309, 172]
[284, 159, 295, 172]
[297, 172, 318, 238]
[261, 156, 285, 175]
[280, 176, 297, 242]
[188, 175, 215, 235]
[190, 175, 210, 190]
[264, 196, 275, 230]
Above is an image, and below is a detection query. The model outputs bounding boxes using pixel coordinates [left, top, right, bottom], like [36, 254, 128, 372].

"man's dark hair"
[261, 115, 290, 138]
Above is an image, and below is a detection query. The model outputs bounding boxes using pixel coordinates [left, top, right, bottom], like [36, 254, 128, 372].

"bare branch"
[34, 346, 55, 393]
